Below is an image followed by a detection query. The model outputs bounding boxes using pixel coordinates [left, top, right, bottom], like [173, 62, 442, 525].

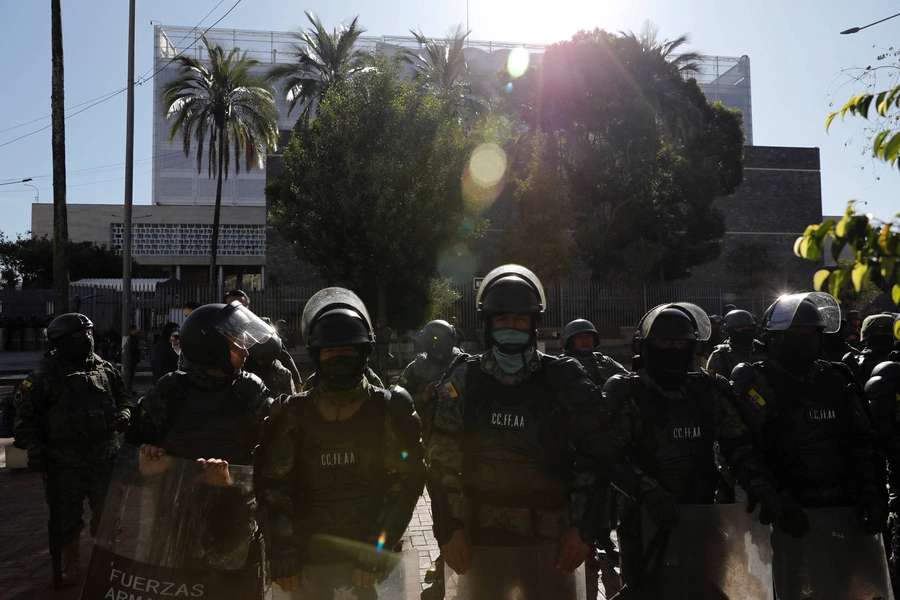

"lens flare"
[401, 451, 408, 459]
[377, 532, 387, 551]
[505, 81, 513, 94]
[469, 143, 506, 188]
[507, 47, 530, 78]
[438, 243, 478, 284]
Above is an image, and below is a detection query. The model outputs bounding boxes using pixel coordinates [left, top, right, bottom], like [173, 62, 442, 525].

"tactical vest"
[462, 357, 570, 510]
[633, 373, 719, 504]
[291, 393, 387, 546]
[760, 363, 854, 497]
[47, 367, 117, 443]
[163, 375, 255, 464]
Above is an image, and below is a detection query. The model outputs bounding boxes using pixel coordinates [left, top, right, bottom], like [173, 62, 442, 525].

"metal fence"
[49, 282, 775, 336]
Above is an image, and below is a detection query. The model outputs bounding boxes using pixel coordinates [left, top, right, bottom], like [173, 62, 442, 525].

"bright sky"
[1, 0, 898, 241]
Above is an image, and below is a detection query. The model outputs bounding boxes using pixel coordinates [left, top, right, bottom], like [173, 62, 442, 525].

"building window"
[110, 223, 265, 256]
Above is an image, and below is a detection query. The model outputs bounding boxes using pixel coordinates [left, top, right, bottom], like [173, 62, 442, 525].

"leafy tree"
[500, 28, 744, 283]
[268, 60, 480, 330]
[401, 25, 492, 130]
[268, 11, 370, 125]
[424, 278, 462, 323]
[0, 234, 131, 289]
[498, 131, 576, 282]
[161, 36, 279, 295]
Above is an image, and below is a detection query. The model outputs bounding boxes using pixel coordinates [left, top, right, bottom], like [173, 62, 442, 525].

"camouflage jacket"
[246, 358, 296, 398]
[428, 350, 612, 544]
[13, 351, 132, 467]
[559, 350, 629, 386]
[706, 340, 767, 378]
[256, 379, 425, 564]
[730, 358, 878, 505]
[398, 348, 460, 415]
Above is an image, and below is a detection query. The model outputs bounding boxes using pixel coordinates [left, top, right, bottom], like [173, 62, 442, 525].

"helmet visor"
[301, 287, 373, 345]
[477, 264, 546, 314]
[216, 302, 275, 349]
[767, 292, 840, 334]
[637, 302, 711, 342]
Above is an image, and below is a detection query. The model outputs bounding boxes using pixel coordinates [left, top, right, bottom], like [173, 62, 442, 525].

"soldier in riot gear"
[706, 310, 767, 378]
[845, 314, 897, 385]
[14, 313, 132, 586]
[730, 293, 888, 589]
[602, 303, 805, 597]
[560, 318, 628, 598]
[428, 265, 617, 597]
[244, 333, 297, 397]
[866, 361, 900, 590]
[256, 288, 425, 597]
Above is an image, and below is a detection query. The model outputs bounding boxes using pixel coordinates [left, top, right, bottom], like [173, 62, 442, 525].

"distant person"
[182, 300, 201, 320]
[224, 289, 250, 308]
[151, 322, 180, 381]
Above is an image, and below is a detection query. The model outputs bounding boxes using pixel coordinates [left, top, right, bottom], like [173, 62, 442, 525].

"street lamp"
[841, 12, 900, 34]
[0, 177, 34, 187]
[23, 182, 39, 203]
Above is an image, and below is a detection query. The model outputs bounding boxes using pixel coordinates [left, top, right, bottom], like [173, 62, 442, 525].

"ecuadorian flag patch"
[398, 375, 408, 386]
[18, 379, 33, 393]
[745, 388, 766, 410]
[437, 381, 459, 402]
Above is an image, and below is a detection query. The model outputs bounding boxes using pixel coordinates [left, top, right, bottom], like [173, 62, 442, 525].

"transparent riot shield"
[81, 444, 262, 599]
[269, 544, 419, 600]
[640, 503, 774, 600]
[772, 506, 894, 600]
[444, 545, 586, 600]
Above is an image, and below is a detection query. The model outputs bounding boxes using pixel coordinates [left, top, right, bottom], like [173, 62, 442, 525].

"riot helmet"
[48, 313, 95, 363]
[248, 332, 283, 364]
[861, 314, 895, 342]
[476, 264, 545, 351]
[848, 310, 862, 325]
[180, 302, 274, 375]
[562, 319, 600, 352]
[763, 292, 839, 372]
[723, 310, 755, 332]
[633, 303, 709, 390]
[421, 320, 456, 357]
[301, 288, 374, 391]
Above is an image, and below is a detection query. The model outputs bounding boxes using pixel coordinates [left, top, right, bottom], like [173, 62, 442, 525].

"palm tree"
[620, 21, 705, 140]
[401, 25, 492, 129]
[161, 36, 279, 295]
[268, 11, 369, 125]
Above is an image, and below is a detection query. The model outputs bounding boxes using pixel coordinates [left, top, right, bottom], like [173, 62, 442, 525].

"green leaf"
[873, 130, 891, 154]
[851, 262, 869, 292]
[830, 269, 846, 301]
[831, 237, 847, 262]
[825, 112, 838, 131]
[835, 216, 848, 238]
[893, 284, 900, 307]
[883, 132, 900, 164]
[805, 236, 822, 262]
[813, 269, 831, 291]
[793, 236, 806, 258]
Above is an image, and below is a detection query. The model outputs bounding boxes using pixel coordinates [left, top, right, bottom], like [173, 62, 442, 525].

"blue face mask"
[491, 328, 534, 374]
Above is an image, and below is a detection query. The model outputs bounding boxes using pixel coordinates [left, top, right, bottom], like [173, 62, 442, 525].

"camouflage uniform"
[14, 352, 132, 545]
[127, 369, 271, 465]
[302, 365, 383, 392]
[256, 378, 425, 577]
[730, 358, 880, 508]
[845, 347, 895, 387]
[706, 339, 767, 378]
[245, 358, 296, 398]
[398, 348, 461, 441]
[603, 368, 774, 591]
[428, 350, 610, 548]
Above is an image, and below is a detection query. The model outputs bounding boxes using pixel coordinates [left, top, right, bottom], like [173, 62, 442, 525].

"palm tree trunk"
[208, 131, 225, 298]
[51, 0, 69, 314]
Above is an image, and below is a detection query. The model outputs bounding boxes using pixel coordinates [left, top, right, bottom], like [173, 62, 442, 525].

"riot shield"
[81, 444, 262, 599]
[444, 545, 587, 600]
[640, 503, 773, 600]
[772, 506, 894, 600]
[269, 546, 419, 600]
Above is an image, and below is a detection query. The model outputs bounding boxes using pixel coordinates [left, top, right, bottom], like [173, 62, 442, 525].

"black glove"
[859, 491, 889, 535]
[270, 549, 302, 581]
[749, 483, 809, 537]
[640, 486, 680, 528]
[356, 548, 389, 574]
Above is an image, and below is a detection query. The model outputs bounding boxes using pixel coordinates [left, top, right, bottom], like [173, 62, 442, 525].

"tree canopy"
[267, 60, 481, 329]
[0, 234, 129, 289]
[499, 28, 744, 283]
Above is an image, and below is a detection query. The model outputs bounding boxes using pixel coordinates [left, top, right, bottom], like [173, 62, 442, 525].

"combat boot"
[424, 555, 444, 583]
[60, 538, 80, 585]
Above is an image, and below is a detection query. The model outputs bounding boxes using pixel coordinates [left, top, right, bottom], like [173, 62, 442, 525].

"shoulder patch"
[744, 388, 767, 410]
[18, 378, 33, 393]
[437, 381, 459, 402]
[398, 374, 409, 387]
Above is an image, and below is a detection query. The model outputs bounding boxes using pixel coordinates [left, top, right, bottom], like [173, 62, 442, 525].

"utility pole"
[121, 0, 136, 389]
[50, 0, 69, 315]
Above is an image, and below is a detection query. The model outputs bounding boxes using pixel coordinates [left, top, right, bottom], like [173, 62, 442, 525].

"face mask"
[57, 334, 94, 363]
[172, 342, 182, 356]
[569, 347, 595, 359]
[491, 328, 532, 354]
[319, 355, 364, 392]
[775, 331, 820, 372]
[729, 331, 754, 349]
[644, 345, 693, 390]
[493, 346, 535, 375]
